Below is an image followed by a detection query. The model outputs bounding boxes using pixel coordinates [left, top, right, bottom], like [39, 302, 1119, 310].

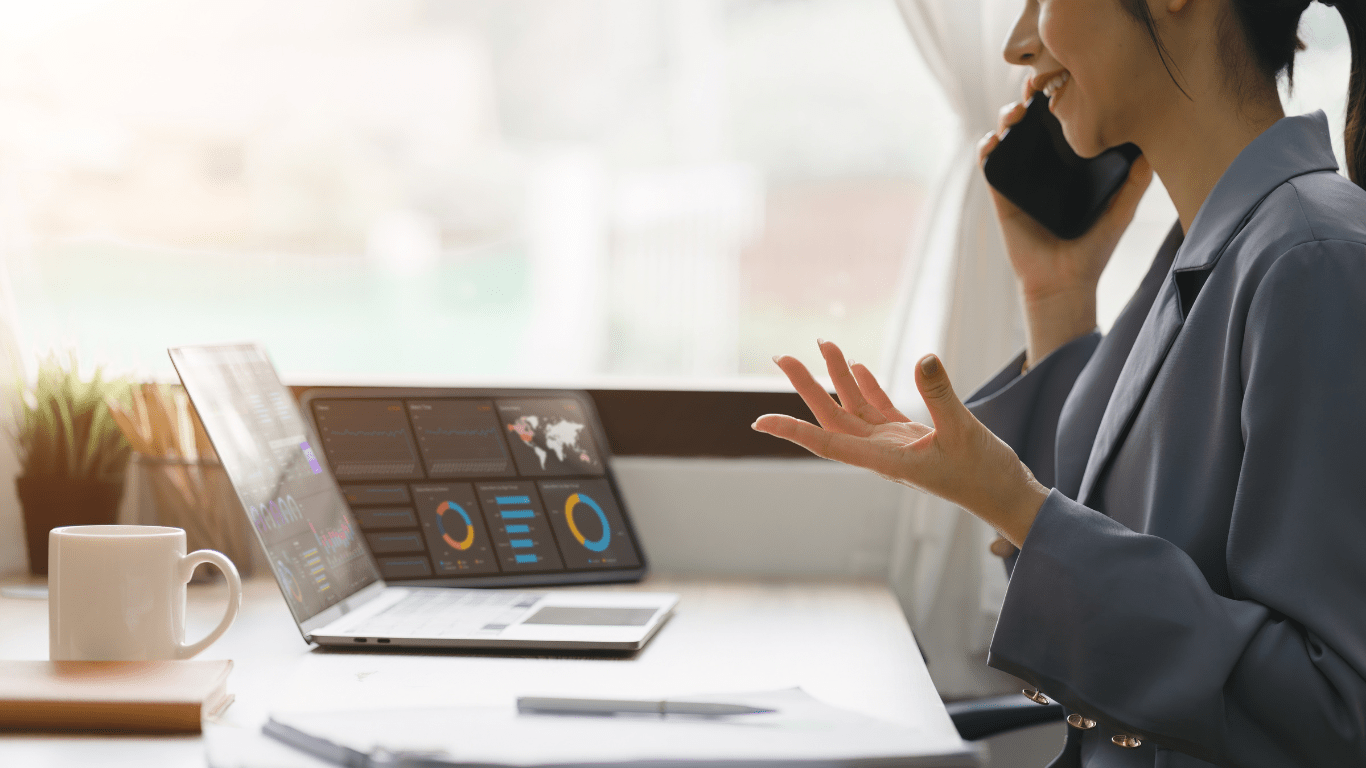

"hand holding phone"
[983, 94, 1142, 240]
[978, 94, 1152, 367]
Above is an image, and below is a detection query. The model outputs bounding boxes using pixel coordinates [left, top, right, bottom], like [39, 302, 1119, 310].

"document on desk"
[264, 688, 978, 767]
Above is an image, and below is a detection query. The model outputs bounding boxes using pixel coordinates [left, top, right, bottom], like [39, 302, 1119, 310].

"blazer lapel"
[1075, 274, 1184, 505]
[1071, 110, 1340, 507]
[1054, 223, 1183, 499]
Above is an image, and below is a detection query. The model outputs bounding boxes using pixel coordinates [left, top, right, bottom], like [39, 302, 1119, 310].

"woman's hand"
[752, 340, 1049, 547]
[980, 88, 1153, 366]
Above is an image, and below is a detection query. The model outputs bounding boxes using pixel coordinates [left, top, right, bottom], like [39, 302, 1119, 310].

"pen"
[517, 696, 774, 717]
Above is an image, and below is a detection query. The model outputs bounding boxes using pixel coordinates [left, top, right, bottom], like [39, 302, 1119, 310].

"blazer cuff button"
[1112, 734, 1142, 748]
[1022, 688, 1050, 705]
[1066, 714, 1096, 729]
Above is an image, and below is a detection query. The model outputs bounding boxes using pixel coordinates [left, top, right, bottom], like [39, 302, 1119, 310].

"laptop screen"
[303, 393, 643, 583]
[170, 344, 381, 626]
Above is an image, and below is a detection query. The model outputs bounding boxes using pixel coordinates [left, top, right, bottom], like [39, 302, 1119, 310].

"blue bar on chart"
[475, 482, 564, 572]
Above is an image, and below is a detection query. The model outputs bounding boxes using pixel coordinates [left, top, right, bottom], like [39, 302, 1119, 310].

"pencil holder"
[129, 454, 263, 579]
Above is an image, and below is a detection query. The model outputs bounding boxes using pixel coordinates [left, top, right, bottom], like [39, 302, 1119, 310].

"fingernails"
[920, 355, 940, 376]
[771, 355, 782, 364]
[816, 338, 826, 346]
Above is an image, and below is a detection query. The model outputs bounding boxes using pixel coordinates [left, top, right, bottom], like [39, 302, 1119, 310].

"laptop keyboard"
[343, 589, 543, 638]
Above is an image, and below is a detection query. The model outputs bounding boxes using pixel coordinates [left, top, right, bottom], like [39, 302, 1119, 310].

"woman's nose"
[1003, 0, 1041, 65]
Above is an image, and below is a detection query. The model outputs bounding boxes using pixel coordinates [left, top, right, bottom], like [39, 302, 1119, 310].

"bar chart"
[476, 481, 564, 571]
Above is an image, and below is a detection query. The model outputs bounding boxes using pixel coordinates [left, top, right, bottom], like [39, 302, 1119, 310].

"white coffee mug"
[49, 525, 242, 661]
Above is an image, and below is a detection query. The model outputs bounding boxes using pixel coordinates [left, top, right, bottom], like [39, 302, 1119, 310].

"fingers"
[914, 354, 972, 434]
[977, 131, 999, 168]
[751, 414, 889, 471]
[850, 362, 910, 422]
[996, 100, 1026, 136]
[979, 101, 1027, 168]
[772, 355, 874, 436]
[818, 340, 887, 425]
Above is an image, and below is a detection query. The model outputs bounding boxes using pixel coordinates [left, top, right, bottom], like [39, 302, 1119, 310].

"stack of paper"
[262, 688, 978, 767]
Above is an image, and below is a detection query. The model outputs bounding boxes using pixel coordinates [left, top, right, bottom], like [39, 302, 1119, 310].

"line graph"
[421, 427, 498, 438]
[408, 399, 511, 477]
[328, 428, 409, 438]
[312, 400, 421, 479]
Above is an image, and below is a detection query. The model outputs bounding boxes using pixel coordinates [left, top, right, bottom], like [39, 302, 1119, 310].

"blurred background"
[0, 0, 1349, 384]
[0, 0, 961, 383]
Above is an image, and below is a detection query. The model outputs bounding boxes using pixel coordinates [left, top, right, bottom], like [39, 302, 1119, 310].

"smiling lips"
[1035, 70, 1071, 103]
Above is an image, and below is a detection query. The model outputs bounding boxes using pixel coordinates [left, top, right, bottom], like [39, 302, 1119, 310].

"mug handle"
[175, 549, 243, 659]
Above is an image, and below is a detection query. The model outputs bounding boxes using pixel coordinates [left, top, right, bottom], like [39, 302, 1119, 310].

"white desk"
[0, 575, 975, 767]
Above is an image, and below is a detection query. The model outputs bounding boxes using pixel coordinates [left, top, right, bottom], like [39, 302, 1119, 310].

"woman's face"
[1005, 0, 1171, 157]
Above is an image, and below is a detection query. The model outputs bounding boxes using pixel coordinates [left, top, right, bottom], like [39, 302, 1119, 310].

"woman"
[754, 0, 1366, 765]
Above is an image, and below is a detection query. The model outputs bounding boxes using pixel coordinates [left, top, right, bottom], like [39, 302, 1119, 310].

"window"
[2, 0, 959, 382]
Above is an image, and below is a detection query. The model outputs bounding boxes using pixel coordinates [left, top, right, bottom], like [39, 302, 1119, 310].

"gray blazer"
[966, 111, 1366, 767]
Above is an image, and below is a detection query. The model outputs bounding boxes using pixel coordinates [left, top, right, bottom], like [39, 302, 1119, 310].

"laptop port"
[377, 638, 391, 643]
[354, 637, 367, 643]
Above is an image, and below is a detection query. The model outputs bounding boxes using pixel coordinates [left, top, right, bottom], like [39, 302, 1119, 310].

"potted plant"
[13, 354, 133, 574]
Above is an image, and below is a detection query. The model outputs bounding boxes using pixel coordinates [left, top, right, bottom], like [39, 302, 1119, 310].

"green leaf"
[12, 352, 133, 481]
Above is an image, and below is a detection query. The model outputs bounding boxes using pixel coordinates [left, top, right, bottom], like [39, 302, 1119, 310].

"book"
[0, 659, 233, 733]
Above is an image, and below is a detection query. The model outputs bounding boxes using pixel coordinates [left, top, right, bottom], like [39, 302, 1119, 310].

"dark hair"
[1120, 0, 1366, 187]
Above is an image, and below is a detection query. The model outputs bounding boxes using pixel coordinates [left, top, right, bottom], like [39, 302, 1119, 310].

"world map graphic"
[506, 415, 598, 471]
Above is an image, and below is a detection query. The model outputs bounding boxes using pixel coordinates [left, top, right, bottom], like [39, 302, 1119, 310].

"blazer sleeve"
[965, 330, 1100, 489]
[986, 241, 1366, 765]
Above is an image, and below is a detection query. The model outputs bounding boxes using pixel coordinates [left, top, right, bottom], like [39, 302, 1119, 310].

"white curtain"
[883, 0, 1030, 698]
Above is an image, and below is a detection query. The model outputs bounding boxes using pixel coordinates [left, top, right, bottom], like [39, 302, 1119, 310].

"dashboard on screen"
[170, 345, 383, 628]
[301, 388, 646, 587]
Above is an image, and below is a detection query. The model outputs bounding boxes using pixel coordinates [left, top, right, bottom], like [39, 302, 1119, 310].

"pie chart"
[436, 500, 476, 550]
[564, 493, 610, 552]
[275, 560, 304, 604]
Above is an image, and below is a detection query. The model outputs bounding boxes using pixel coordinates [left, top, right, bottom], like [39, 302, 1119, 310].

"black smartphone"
[983, 94, 1142, 240]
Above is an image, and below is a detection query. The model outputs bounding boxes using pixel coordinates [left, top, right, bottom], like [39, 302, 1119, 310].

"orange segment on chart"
[436, 501, 476, 550]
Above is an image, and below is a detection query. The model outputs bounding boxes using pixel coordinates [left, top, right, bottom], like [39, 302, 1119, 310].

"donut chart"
[436, 501, 476, 550]
[276, 560, 304, 604]
[564, 492, 611, 552]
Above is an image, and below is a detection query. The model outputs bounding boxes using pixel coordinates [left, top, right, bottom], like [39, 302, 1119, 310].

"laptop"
[169, 343, 677, 651]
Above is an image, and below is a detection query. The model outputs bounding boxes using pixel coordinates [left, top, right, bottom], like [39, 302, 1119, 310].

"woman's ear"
[1166, 0, 1191, 13]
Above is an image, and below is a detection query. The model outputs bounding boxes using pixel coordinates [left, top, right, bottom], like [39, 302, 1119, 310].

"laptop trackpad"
[522, 607, 657, 626]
